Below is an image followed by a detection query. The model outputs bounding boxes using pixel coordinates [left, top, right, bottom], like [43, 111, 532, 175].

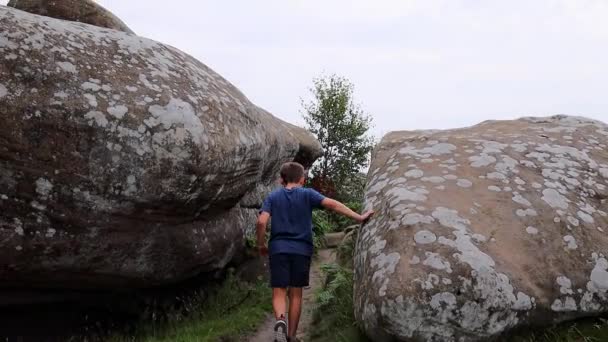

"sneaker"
[274, 318, 288, 342]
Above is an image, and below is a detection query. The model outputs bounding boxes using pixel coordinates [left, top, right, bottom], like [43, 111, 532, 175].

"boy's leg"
[272, 287, 288, 319]
[287, 254, 312, 338]
[270, 254, 290, 341]
[270, 254, 290, 319]
[287, 287, 303, 337]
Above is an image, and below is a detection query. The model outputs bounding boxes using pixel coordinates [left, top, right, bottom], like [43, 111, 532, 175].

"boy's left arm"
[256, 212, 270, 257]
[321, 198, 374, 223]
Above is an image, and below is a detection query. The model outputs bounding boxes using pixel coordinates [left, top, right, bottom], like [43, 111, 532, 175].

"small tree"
[303, 74, 374, 201]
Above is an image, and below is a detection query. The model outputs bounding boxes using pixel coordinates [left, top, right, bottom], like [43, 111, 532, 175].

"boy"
[256, 162, 374, 342]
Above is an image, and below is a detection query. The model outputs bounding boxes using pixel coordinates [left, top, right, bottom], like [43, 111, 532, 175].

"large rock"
[8, 0, 134, 34]
[0, 6, 320, 291]
[355, 115, 608, 341]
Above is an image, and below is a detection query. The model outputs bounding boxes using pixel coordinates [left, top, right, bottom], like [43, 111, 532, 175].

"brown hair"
[280, 162, 305, 184]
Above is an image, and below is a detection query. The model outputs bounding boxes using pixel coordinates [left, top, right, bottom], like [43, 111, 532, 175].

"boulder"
[235, 257, 270, 284]
[283, 121, 324, 167]
[354, 115, 608, 341]
[0, 6, 319, 291]
[8, 0, 134, 34]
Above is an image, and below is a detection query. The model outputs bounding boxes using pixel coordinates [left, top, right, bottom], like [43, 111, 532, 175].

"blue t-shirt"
[260, 187, 326, 256]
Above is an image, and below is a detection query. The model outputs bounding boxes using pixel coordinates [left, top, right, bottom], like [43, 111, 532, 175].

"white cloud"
[287, 0, 446, 24]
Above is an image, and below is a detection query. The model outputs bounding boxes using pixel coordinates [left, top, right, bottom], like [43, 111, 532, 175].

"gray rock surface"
[355, 115, 608, 341]
[8, 0, 134, 34]
[0, 6, 320, 290]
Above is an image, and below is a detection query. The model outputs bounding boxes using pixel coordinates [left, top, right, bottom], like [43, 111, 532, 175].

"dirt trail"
[248, 249, 336, 342]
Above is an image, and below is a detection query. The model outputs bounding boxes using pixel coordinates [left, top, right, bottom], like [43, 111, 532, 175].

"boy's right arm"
[321, 198, 374, 223]
[256, 212, 270, 256]
[256, 195, 272, 257]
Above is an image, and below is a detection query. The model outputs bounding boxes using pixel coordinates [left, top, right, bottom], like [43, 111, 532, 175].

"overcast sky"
[5, 0, 608, 137]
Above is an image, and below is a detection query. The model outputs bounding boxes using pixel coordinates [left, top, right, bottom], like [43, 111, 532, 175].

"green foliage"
[336, 230, 357, 269]
[303, 74, 374, 200]
[309, 262, 368, 342]
[336, 172, 367, 203]
[309, 222, 368, 342]
[313, 264, 354, 325]
[312, 209, 333, 249]
[510, 317, 608, 342]
[107, 273, 271, 342]
[245, 235, 257, 249]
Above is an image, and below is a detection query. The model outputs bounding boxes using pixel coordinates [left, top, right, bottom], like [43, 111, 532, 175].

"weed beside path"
[109, 274, 272, 342]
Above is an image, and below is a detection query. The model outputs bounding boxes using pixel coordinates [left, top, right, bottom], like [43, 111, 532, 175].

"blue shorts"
[269, 253, 312, 288]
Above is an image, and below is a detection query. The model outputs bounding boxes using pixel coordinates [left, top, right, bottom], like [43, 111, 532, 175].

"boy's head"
[280, 162, 306, 185]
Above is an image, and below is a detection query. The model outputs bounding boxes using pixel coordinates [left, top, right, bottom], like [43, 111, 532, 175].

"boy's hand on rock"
[359, 210, 375, 224]
[258, 245, 269, 257]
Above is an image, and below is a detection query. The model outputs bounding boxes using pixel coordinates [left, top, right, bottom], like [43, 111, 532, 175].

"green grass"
[107, 273, 272, 342]
[309, 323, 369, 342]
[509, 317, 608, 342]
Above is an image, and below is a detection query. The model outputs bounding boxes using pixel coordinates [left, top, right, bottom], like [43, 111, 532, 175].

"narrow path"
[248, 249, 336, 342]
[247, 314, 275, 342]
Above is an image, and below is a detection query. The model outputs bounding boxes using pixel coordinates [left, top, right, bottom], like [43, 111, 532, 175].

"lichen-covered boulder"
[0, 6, 320, 291]
[355, 115, 608, 341]
[8, 0, 134, 34]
